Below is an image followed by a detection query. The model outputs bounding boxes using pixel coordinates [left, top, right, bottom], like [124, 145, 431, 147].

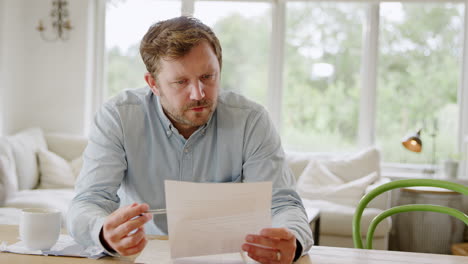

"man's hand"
[242, 227, 296, 264]
[102, 203, 153, 256]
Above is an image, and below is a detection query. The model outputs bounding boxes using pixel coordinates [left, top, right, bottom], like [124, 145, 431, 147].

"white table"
[2, 224, 467, 263]
[299, 245, 468, 264]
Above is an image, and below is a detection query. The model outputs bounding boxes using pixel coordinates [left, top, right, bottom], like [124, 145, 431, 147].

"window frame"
[95, 0, 468, 178]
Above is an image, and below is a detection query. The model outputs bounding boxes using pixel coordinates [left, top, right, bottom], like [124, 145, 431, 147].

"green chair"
[352, 179, 468, 249]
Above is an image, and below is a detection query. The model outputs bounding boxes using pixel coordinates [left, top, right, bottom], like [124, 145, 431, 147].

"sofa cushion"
[302, 199, 391, 237]
[298, 160, 344, 186]
[285, 151, 334, 180]
[0, 207, 22, 225]
[37, 149, 82, 189]
[320, 147, 380, 182]
[0, 158, 7, 206]
[297, 158, 378, 206]
[0, 138, 18, 204]
[7, 127, 47, 190]
[5, 189, 76, 226]
[45, 134, 88, 161]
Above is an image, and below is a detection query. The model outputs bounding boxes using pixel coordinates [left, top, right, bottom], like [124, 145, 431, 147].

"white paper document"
[135, 239, 258, 264]
[165, 180, 272, 259]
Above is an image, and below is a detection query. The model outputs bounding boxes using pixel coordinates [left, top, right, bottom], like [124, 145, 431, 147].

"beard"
[160, 97, 217, 128]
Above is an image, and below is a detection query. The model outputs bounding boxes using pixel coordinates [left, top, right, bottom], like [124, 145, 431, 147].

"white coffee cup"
[19, 208, 61, 250]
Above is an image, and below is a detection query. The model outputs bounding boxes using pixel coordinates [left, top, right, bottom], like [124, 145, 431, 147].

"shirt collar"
[155, 95, 175, 138]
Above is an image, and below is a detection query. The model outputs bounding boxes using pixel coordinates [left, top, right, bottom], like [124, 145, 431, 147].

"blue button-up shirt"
[67, 87, 312, 255]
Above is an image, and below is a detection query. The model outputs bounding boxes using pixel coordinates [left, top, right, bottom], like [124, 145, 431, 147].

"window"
[282, 2, 365, 151]
[105, 0, 181, 98]
[194, 1, 271, 105]
[376, 2, 464, 164]
[102, 0, 468, 177]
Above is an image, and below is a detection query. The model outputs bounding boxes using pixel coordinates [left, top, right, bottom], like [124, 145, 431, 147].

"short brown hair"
[140, 16, 222, 78]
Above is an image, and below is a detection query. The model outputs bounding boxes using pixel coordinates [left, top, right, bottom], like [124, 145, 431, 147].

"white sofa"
[287, 148, 392, 249]
[0, 128, 391, 249]
[0, 128, 87, 226]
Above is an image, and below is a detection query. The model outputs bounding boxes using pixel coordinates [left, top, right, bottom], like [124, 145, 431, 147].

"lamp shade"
[402, 129, 422, 153]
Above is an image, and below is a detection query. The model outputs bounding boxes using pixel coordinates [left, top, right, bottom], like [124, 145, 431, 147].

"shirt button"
[184, 148, 189, 153]
[166, 130, 171, 135]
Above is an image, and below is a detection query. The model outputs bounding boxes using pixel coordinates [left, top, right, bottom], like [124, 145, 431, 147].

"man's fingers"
[107, 203, 150, 228]
[243, 227, 297, 264]
[121, 234, 148, 256]
[102, 203, 152, 254]
[116, 227, 146, 252]
[242, 243, 280, 264]
[113, 213, 152, 238]
[260, 227, 294, 240]
[116, 228, 147, 256]
[246, 234, 282, 249]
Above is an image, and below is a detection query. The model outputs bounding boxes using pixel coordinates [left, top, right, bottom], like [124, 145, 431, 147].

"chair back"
[352, 179, 468, 249]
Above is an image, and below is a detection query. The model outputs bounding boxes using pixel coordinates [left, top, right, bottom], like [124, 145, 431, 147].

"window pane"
[194, 1, 271, 105]
[282, 2, 365, 151]
[105, 0, 181, 98]
[376, 3, 464, 164]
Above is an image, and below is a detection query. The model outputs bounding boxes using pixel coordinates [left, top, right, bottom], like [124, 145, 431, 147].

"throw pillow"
[0, 138, 19, 203]
[297, 160, 344, 188]
[7, 127, 47, 190]
[0, 157, 6, 205]
[320, 147, 380, 183]
[298, 171, 379, 207]
[0, 156, 11, 205]
[37, 149, 81, 189]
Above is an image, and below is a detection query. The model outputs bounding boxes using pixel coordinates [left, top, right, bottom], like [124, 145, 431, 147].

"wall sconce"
[36, 0, 72, 41]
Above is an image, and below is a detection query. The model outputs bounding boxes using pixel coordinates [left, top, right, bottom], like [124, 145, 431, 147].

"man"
[68, 16, 313, 263]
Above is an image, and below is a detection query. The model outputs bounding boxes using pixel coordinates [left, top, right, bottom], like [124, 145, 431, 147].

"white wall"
[1, 0, 93, 136]
[0, 0, 4, 135]
[1, 0, 25, 136]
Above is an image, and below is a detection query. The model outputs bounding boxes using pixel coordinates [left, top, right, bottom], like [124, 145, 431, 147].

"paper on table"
[0, 234, 105, 259]
[135, 239, 258, 264]
[165, 180, 272, 259]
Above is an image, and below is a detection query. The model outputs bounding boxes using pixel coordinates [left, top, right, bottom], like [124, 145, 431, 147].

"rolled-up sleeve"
[241, 108, 313, 256]
[67, 103, 127, 248]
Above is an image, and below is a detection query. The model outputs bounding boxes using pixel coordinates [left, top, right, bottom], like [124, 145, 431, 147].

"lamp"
[36, 0, 72, 41]
[402, 119, 438, 175]
[401, 129, 422, 153]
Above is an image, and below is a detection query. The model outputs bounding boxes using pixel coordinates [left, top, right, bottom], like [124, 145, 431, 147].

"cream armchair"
[286, 147, 392, 249]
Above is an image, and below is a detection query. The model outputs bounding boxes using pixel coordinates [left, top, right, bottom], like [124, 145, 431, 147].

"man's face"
[146, 41, 220, 133]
